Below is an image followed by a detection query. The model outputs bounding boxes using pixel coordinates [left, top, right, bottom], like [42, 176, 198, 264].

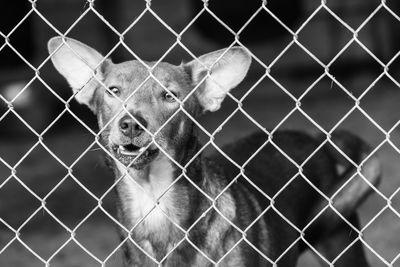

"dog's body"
[48, 37, 381, 266]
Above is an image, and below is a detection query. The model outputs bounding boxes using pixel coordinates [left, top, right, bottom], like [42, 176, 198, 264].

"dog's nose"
[119, 115, 147, 137]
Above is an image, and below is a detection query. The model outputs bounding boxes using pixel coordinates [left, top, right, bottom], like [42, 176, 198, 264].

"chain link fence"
[0, 0, 399, 266]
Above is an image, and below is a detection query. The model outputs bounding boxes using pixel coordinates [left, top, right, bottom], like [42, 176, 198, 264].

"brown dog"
[48, 37, 381, 266]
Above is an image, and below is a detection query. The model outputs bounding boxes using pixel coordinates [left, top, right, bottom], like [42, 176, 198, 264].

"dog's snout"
[119, 115, 148, 137]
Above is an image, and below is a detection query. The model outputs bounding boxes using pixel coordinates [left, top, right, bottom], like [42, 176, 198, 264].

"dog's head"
[48, 37, 251, 169]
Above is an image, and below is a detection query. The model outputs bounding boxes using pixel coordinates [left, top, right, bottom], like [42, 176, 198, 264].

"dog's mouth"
[118, 144, 148, 156]
[111, 143, 159, 169]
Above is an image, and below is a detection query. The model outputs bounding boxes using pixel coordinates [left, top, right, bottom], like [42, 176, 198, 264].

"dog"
[48, 37, 381, 267]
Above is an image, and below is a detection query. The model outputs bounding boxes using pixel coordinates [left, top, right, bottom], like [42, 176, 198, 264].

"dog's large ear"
[48, 37, 111, 110]
[184, 47, 251, 112]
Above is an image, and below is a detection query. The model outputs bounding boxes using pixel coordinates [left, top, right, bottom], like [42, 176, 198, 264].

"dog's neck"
[113, 135, 204, 243]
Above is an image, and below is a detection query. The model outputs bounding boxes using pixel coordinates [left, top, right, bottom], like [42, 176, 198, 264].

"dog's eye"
[106, 87, 121, 97]
[163, 91, 177, 102]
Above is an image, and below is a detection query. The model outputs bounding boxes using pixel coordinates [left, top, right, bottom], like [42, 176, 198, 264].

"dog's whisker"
[89, 147, 103, 152]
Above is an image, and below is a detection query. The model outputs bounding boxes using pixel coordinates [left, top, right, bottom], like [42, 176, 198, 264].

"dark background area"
[1, 0, 400, 266]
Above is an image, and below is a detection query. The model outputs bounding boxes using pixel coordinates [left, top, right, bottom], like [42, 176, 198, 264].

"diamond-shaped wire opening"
[122, 12, 178, 61]
[329, 42, 384, 97]
[297, 8, 353, 64]
[181, 10, 236, 50]
[300, 76, 356, 131]
[0, 177, 41, 229]
[246, 207, 300, 264]
[38, 62, 71, 102]
[124, 206, 187, 263]
[74, 209, 124, 263]
[275, 173, 328, 222]
[188, 208, 243, 262]
[95, 0, 147, 33]
[241, 77, 295, 129]
[18, 210, 71, 261]
[304, 211, 366, 264]
[269, 44, 325, 98]
[14, 144, 66, 196]
[212, 110, 265, 150]
[335, 170, 387, 225]
[359, 75, 400, 131]
[45, 176, 98, 229]
[0, 44, 35, 78]
[8, 79, 66, 133]
[196, 94, 238, 135]
[358, 7, 400, 63]
[71, 144, 115, 198]
[0, 115, 38, 162]
[223, 58, 265, 100]
[41, 114, 96, 166]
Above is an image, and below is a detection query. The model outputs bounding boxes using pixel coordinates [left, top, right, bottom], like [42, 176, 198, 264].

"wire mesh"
[0, 0, 398, 266]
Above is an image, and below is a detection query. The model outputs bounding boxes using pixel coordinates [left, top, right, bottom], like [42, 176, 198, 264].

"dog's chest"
[118, 157, 180, 237]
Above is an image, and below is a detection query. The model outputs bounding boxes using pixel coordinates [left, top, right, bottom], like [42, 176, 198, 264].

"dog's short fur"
[48, 37, 381, 266]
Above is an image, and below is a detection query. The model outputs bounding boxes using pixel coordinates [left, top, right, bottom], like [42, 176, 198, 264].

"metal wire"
[0, 0, 397, 266]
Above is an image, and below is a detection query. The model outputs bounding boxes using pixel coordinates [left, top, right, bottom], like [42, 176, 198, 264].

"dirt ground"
[1, 0, 400, 266]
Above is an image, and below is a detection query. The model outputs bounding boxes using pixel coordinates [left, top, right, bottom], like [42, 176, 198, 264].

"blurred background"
[1, 0, 400, 266]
